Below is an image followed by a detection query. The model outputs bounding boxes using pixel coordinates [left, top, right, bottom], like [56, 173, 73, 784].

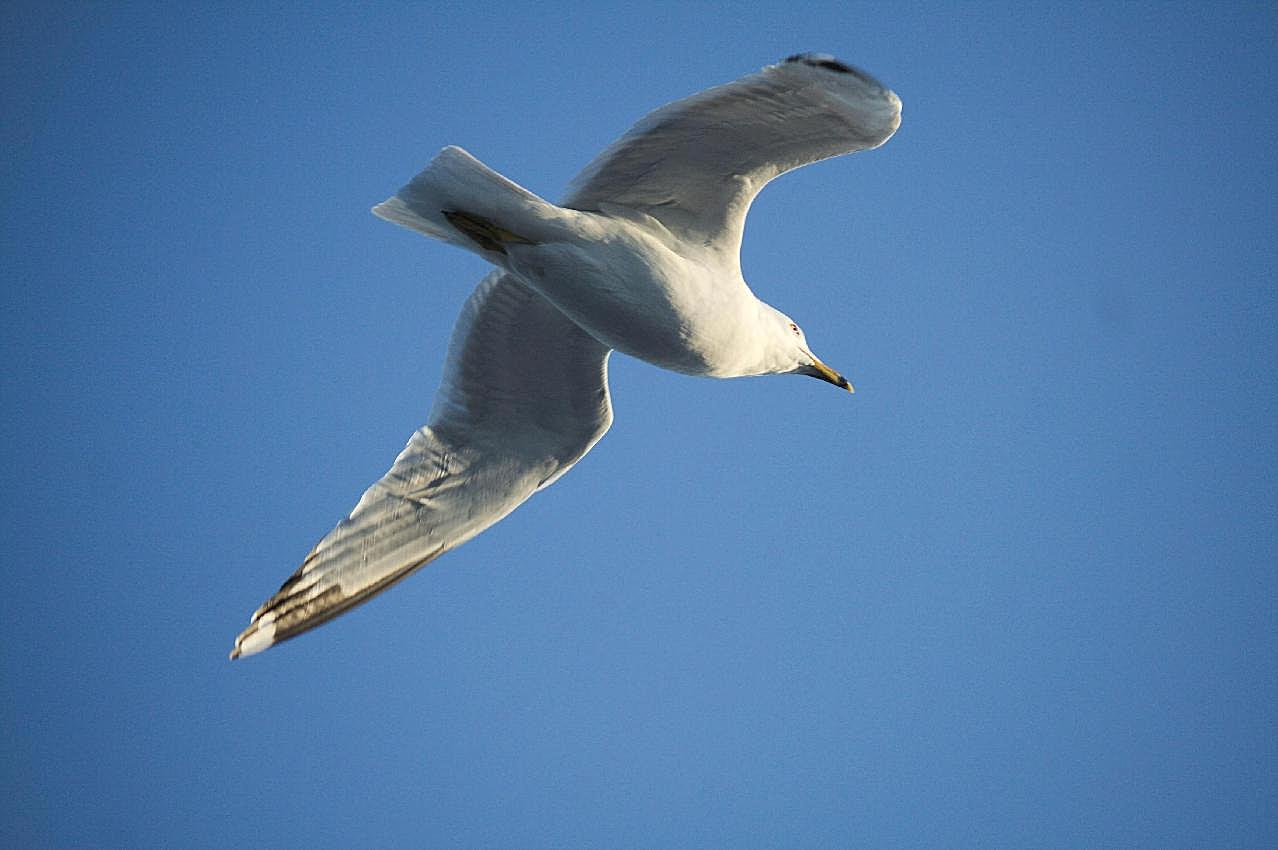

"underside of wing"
[564, 53, 901, 258]
[231, 272, 612, 657]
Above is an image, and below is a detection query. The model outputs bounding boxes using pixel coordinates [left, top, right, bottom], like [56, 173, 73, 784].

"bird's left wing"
[231, 271, 612, 658]
[564, 53, 901, 261]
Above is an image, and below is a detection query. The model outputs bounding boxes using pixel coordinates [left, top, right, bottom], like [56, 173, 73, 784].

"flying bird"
[231, 53, 902, 658]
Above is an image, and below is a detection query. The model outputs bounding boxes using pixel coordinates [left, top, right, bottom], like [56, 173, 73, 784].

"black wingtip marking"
[785, 53, 856, 75]
[784, 53, 886, 89]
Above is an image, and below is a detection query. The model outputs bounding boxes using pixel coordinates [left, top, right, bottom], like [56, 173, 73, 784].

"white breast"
[503, 219, 755, 376]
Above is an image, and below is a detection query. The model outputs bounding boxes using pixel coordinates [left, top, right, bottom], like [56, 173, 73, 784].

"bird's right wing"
[563, 53, 901, 262]
[231, 271, 612, 658]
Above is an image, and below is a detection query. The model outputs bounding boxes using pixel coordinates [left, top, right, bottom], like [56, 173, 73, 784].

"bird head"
[760, 307, 853, 392]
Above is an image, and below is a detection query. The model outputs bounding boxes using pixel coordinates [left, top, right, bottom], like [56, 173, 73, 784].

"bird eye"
[789, 322, 800, 335]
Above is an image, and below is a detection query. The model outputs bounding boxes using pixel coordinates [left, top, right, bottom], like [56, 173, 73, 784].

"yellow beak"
[798, 359, 854, 392]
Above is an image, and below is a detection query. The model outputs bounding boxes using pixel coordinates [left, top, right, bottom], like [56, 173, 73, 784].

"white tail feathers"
[372, 146, 561, 261]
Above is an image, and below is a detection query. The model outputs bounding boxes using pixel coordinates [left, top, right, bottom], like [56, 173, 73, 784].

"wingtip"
[229, 619, 277, 661]
[779, 53, 888, 92]
[784, 53, 852, 73]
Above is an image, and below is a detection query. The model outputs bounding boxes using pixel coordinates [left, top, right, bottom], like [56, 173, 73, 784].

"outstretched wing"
[564, 53, 901, 260]
[231, 271, 612, 657]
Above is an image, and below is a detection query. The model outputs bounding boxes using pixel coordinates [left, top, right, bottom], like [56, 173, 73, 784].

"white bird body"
[505, 225, 759, 376]
[379, 148, 767, 377]
[231, 54, 901, 659]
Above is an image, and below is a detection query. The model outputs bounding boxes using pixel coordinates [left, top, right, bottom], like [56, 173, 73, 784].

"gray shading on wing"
[230, 272, 612, 657]
[564, 53, 901, 259]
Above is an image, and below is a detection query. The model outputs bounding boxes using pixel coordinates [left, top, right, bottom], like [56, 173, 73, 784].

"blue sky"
[3, 2, 1275, 847]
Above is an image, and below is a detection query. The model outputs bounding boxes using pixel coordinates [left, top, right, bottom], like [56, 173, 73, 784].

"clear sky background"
[3, 2, 1275, 847]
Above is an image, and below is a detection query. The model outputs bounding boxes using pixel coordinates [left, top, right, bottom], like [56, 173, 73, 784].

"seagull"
[230, 53, 901, 659]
